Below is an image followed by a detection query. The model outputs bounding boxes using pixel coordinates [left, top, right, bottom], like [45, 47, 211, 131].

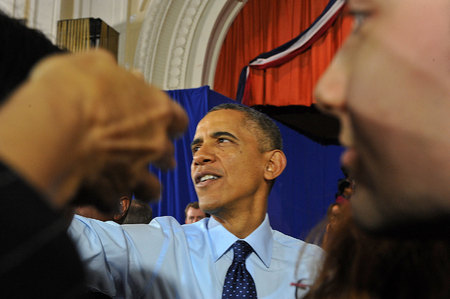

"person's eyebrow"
[191, 131, 239, 148]
[211, 131, 239, 141]
[191, 137, 202, 148]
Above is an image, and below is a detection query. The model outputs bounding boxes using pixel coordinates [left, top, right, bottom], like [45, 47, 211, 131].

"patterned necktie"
[222, 240, 257, 298]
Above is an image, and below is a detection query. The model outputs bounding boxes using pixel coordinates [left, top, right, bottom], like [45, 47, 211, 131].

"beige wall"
[123, 0, 147, 69]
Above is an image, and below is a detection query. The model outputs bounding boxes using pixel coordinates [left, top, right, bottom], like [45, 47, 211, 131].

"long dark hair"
[304, 205, 450, 299]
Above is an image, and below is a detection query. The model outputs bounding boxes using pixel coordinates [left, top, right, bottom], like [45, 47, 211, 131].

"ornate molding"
[135, 0, 173, 86]
[135, 0, 247, 90]
[165, 0, 207, 89]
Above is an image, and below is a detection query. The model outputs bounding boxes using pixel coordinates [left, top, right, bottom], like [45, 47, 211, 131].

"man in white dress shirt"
[69, 103, 323, 298]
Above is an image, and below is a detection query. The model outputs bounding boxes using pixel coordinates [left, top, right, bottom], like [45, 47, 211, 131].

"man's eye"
[350, 11, 369, 33]
[218, 138, 230, 143]
[192, 146, 200, 153]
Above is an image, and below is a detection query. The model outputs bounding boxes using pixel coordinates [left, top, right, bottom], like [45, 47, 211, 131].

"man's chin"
[351, 187, 430, 237]
[351, 187, 389, 233]
[197, 197, 220, 215]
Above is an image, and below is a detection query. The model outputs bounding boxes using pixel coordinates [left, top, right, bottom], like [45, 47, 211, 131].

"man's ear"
[113, 196, 131, 221]
[264, 150, 287, 181]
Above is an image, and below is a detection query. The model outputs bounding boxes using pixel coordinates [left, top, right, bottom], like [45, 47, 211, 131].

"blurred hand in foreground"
[0, 50, 188, 211]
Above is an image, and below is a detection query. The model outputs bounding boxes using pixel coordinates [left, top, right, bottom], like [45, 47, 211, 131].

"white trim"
[199, 0, 247, 88]
[134, 0, 172, 86]
[135, 0, 247, 90]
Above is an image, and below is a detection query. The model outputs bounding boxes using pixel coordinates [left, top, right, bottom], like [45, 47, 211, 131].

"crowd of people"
[1, 0, 449, 298]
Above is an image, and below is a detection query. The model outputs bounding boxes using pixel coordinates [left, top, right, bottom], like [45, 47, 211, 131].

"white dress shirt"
[69, 214, 323, 298]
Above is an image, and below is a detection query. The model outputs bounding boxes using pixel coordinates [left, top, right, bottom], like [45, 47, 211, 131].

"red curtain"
[213, 0, 353, 106]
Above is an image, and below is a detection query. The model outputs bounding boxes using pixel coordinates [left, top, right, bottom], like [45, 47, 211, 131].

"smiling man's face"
[190, 110, 269, 217]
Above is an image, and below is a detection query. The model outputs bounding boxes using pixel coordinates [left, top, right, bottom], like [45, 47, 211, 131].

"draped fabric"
[213, 0, 353, 107]
[236, 0, 346, 104]
[150, 86, 344, 239]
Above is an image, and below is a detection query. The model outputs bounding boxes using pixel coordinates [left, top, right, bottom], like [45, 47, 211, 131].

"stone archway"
[134, 0, 247, 90]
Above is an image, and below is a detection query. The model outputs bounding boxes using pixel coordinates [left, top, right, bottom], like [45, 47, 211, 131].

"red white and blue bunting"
[236, 0, 346, 104]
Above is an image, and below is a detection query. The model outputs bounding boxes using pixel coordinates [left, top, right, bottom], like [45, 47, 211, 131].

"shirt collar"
[207, 214, 273, 268]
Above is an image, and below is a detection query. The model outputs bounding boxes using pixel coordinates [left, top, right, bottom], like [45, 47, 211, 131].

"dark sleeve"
[0, 162, 85, 298]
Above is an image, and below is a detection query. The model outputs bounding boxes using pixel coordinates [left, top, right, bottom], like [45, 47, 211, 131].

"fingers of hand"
[71, 163, 162, 212]
[89, 104, 179, 169]
[86, 81, 186, 170]
[133, 171, 162, 203]
[167, 100, 189, 139]
[28, 51, 187, 208]
[30, 50, 116, 82]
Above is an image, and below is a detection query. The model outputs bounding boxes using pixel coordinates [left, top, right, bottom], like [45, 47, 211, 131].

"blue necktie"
[222, 240, 257, 298]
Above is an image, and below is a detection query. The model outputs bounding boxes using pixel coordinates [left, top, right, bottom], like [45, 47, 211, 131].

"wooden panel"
[56, 18, 119, 60]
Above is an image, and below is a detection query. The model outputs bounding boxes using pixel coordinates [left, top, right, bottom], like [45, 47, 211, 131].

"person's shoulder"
[121, 216, 187, 244]
[120, 215, 208, 236]
[181, 218, 210, 246]
[272, 230, 324, 272]
[147, 215, 184, 230]
[181, 217, 209, 234]
[272, 229, 323, 254]
[148, 216, 208, 236]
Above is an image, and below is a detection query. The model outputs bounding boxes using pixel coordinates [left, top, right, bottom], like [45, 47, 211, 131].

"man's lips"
[193, 170, 222, 185]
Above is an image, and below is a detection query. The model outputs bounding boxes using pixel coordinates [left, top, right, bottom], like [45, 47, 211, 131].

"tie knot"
[232, 240, 253, 263]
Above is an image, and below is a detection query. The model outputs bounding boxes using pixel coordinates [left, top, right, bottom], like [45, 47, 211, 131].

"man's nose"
[192, 144, 215, 165]
[314, 46, 349, 118]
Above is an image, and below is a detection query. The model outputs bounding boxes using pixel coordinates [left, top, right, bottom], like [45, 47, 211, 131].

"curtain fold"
[214, 0, 352, 107]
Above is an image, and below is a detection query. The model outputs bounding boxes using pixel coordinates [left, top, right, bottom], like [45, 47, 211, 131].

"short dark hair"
[0, 10, 63, 103]
[185, 201, 200, 218]
[208, 103, 283, 152]
[122, 199, 153, 224]
[184, 201, 210, 218]
[337, 179, 351, 195]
